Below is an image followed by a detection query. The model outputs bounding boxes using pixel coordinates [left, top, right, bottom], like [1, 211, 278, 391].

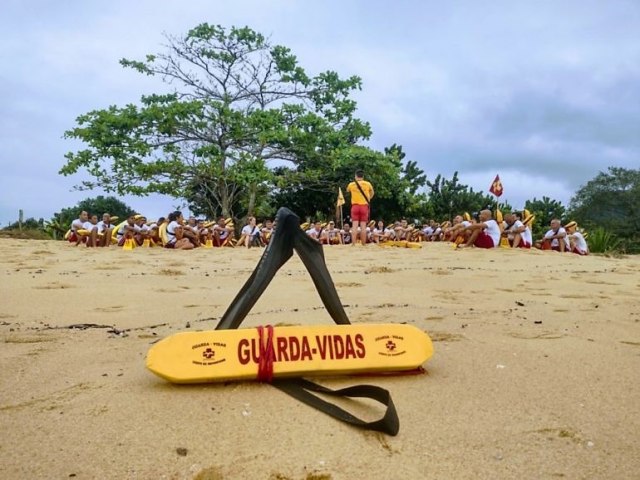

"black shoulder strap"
[215, 207, 399, 436]
[272, 378, 399, 435]
[354, 180, 370, 205]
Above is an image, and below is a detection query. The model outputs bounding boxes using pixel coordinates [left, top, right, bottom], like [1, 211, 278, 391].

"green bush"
[587, 227, 621, 253]
[0, 229, 50, 240]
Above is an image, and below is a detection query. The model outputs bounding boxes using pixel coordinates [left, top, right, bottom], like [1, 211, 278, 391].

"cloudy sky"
[1, 0, 638, 225]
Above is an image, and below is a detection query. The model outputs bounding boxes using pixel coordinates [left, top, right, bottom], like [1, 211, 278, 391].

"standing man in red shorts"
[346, 170, 374, 246]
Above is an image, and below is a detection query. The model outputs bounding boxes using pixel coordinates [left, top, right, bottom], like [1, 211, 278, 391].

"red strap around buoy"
[256, 325, 275, 382]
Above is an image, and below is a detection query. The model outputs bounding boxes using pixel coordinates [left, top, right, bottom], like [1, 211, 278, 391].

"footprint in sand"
[94, 305, 125, 312]
[429, 331, 464, 342]
[0, 382, 99, 412]
[157, 268, 185, 276]
[33, 282, 75, 290]
[334, 282, 363, 288]
[166, 261, 187, 268]
[433, 290, 460, 301]
[3, 334, 59, 344]
[192, 466, 225, 480]
[530, 427, 584, 444]
[364, 266, 395, 274]
[431, 269, 452, 275]
[509, 331, 565, 340]
[583, 279, 621, 286]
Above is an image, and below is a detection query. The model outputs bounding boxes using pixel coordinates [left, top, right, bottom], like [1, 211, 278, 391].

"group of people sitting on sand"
[67, 208, 588, 255]
[435, 209, 588, 255]
[66, 210, 274, 250]
[304, 210, 588, 255]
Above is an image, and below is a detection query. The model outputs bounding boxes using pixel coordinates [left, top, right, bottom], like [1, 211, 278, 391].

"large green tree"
[49, 196, 136, 234]
[61, 25, 369, 219]
[270, 143, 427, 222]
[424, 172, 494, 221]
[568, 167, 640, 252]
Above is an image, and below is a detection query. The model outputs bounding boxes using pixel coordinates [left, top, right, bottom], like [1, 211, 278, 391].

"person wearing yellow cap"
[565, 222, 589, 255]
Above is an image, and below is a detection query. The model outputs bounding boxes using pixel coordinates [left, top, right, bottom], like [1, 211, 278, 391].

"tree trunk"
[247, 184, 257, 218]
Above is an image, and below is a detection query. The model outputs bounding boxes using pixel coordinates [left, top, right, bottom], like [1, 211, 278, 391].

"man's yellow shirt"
[347, 180, 374, 205]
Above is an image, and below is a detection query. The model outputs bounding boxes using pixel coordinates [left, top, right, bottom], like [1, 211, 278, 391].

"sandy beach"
[1, 238, 639, 479]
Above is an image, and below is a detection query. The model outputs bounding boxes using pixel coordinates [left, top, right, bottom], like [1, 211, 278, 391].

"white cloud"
[1, 0, 639, 225]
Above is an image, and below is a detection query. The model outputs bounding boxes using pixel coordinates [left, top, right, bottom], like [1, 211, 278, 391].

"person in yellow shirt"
[346, 170, 374, 246]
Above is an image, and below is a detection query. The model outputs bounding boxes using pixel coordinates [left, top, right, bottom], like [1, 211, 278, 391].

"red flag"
[489, 174, 503, 197]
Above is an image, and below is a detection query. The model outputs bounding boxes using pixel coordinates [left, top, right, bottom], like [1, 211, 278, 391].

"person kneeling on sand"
[459, 209, 500, 249]
[539, 219, 569, 252]
[565, 221, 589, 255]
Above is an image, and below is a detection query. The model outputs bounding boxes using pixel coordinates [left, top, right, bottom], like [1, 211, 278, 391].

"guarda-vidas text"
[238, 334, 366, 365]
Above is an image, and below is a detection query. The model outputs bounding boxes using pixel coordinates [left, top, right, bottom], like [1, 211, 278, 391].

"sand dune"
[1, 239, 639, 479]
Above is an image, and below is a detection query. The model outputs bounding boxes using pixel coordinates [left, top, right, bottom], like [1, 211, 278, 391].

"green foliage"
[424, 172, 494, 221]
[525, 196, 566, 239]
[270, 143, 426, 222]
[586, 227, 622, 254]
[2, 217, 45, 231]
[50, 196, 135, 233]
[1, 217, 49, 240]
[62, 24, 369, 220]
[0, 229, 50, 240]
[568, 167, 640, 253]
